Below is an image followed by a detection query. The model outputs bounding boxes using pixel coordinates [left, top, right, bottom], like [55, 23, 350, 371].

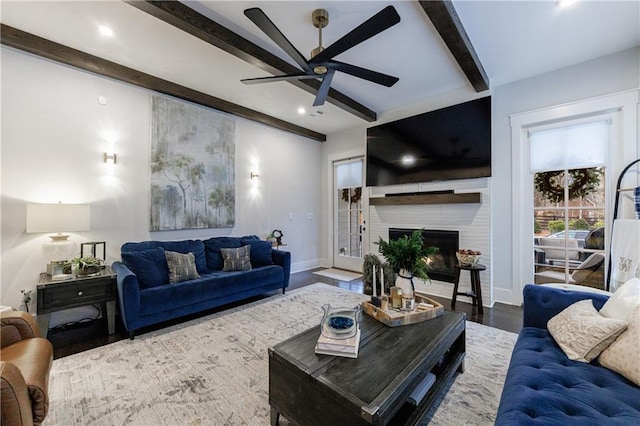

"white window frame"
[510, 90, 638, 304]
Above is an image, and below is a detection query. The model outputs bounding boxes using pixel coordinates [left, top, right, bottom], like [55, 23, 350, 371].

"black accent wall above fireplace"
[388, 228, 459, 283]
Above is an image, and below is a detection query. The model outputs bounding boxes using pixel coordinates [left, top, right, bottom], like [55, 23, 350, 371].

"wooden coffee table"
[269, 310, 465, 425]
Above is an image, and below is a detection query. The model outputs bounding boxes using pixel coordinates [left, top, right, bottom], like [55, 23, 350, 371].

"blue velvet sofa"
[112, 236, 290, 338]
[495, 284, 640, 425]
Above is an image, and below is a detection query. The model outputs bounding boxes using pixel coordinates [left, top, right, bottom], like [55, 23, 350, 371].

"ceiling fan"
[241, 6, 401, 107]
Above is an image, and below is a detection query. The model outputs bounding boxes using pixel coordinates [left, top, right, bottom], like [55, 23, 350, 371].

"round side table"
[451, 263, 486, 315]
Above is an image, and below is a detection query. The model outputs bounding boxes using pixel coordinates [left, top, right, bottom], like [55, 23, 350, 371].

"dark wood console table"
[269, 311, 465, 425]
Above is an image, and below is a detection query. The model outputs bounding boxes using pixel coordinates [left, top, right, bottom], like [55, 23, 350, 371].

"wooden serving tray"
[361, 293, 444, 327]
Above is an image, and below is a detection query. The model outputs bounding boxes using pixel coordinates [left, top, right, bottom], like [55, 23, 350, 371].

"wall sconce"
[103, 152, 117, 164]
[250, 172, 259, 180]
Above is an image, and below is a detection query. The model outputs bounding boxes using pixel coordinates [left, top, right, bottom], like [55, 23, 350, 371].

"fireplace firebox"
[388, 228, 459, 283]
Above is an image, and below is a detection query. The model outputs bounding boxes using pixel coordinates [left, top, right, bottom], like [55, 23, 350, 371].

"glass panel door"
[333, 158, 364, 271]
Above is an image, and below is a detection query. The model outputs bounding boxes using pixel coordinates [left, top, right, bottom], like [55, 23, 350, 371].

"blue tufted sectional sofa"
[112, 236, 290, 339]
[495, 284, 640, 425]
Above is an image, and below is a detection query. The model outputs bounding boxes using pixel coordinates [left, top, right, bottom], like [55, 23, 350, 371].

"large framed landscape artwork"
[150, 95, 235, 230]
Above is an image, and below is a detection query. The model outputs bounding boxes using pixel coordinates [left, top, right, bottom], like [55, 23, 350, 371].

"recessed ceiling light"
[98, 25, 114, 37]
[297, 107, 306, 115]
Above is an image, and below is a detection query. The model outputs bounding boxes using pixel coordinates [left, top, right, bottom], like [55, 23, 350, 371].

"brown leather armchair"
[1, 311, 53, 426]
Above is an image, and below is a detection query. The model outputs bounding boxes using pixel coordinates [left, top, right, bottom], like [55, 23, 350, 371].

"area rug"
[44, 283, 517, 425]
[312, 268, 362, 281]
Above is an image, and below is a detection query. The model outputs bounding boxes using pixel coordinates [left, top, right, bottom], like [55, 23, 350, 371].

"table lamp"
[26, 203, 90, 274]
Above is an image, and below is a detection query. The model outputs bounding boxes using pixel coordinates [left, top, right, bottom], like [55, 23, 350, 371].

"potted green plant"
[65, 256, 104, 276]
[375, 230, 438, 297]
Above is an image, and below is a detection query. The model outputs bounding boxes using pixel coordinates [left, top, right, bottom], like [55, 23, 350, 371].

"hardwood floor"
[47, 268, 523, 360]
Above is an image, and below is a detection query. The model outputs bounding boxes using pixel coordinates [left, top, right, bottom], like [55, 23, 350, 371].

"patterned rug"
[44, 283, 517, 425]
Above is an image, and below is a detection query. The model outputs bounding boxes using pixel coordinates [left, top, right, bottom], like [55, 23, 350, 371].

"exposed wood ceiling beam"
[419, 0, 489, 92]
[0, 24, 326, 142]
[126, 0, 377, 122]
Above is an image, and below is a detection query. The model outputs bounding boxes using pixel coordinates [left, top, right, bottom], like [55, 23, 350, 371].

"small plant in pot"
[65, 256, 105, 276]
[375, 230, 438, 297]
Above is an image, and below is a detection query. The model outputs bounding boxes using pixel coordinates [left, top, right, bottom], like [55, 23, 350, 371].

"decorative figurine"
[270, 229, 284, 247]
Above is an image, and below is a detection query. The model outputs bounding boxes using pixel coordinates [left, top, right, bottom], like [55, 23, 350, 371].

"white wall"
[0, 47, 324, 311]
[491, 47, 640, 305]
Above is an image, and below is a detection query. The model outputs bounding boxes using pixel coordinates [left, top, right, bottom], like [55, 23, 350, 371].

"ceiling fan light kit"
[242, 6, 401, 107]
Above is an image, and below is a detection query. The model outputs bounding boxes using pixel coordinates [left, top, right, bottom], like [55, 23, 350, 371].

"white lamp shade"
[26, 203, 90, 264]
[26, 204, 90, 233]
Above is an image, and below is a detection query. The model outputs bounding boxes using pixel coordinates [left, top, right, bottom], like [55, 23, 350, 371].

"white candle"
[373, 265, 377, 297]
[380, 270, 384, 295]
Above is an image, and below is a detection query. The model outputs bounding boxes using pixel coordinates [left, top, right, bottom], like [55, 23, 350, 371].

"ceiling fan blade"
[244, 8, 311, 72]
[327, 61, 399, 87]
[241, 73, 320, 85]
[313, 70, 336, 107]
[311, 5, 400, 64]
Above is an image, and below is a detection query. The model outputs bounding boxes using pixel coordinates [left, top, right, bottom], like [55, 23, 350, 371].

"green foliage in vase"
[64, 256, 104, 274]
[65, 256, 103, 268]
[375, 230, 438, 281]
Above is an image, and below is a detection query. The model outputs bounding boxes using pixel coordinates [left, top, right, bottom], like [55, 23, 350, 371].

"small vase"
[395, 269, 414, 299]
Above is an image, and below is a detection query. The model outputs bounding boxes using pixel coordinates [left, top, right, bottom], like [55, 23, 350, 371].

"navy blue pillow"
[155, 240, 207, 274]
[121, 241, 157, 253]
[121, 247, 169, 289]
[241, 237, 274, 267]
[204, 237, 242, 271]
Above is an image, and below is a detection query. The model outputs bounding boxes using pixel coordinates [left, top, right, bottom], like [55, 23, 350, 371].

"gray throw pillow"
[221, 245, 252, 272]
[165, 251, 201, 284]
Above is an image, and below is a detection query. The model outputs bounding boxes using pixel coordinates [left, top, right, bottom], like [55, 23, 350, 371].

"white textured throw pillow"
[548, 299, 628, 363]
[599, 305, 640, 386]
[600, 277, 640, 321]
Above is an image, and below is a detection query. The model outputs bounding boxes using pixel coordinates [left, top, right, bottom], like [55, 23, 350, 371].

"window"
[530, 120, 608, 289]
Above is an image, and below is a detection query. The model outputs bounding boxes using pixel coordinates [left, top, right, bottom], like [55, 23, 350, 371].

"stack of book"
[315, 329, 361, 358]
